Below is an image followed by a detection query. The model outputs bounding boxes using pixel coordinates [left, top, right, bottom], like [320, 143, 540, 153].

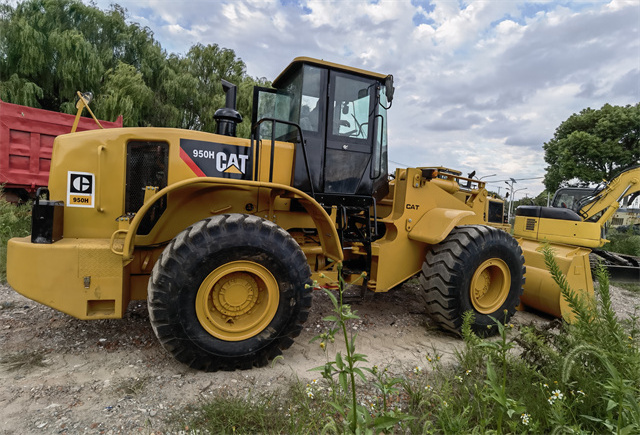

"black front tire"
[419, 225, 525, 336]
[148, 214, 312, 371]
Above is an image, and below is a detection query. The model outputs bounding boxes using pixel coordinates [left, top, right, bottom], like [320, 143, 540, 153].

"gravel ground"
[1, 279, 638, 434]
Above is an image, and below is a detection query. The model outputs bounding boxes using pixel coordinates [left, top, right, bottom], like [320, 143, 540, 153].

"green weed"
[310, 265, 414, 433]
[175, 383, 333, 434]
[0, 197, 31, 281]
[618, 282, 640, 293]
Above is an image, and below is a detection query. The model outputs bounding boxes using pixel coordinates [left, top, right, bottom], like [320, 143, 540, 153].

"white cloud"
[85, 0, 639, 196]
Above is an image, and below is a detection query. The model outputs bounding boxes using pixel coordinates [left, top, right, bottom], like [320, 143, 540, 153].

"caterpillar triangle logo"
[224, 165, 243, 174]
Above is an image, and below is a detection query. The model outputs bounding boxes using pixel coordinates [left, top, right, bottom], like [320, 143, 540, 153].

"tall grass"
[0, 197, 31, 281]
[605, 226, 640, 256]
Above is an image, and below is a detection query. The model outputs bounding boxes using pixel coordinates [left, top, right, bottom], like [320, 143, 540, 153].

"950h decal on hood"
[180, 138, 253, 180]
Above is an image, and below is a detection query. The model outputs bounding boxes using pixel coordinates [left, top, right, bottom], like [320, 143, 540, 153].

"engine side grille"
[526, 218, 537, 231]
[487, 200, 504, 223]
[125, 141, 169, 235]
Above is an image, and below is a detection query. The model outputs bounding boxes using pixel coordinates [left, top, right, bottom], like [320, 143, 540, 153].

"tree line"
[0, 0, 267, 138]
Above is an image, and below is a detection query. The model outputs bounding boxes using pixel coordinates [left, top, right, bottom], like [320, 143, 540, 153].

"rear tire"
[419, 225, 525, 336]
[148, 214, 312, 371]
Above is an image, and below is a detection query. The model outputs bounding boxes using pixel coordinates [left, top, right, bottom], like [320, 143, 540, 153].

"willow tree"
[0, 0, 266, 135]
[1, 0, 126, 112]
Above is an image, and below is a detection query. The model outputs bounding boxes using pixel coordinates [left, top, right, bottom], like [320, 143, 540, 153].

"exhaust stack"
[214, 79, 243, 137]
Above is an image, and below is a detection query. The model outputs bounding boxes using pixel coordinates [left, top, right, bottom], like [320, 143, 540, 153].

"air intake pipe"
[214, 79, 243, 137]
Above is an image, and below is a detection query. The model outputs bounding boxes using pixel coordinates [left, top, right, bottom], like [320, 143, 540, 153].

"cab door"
[324, 71, 376, 195]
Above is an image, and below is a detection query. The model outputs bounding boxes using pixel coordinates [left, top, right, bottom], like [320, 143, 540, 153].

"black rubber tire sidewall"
[148, 214, 311, 371]
[420, 225, 525, 336]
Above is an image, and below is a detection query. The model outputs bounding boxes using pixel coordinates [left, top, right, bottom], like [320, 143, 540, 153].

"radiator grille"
[526, 218, 537, 231]
[487, 200, 504, 223]
[126, 141, 169, 235]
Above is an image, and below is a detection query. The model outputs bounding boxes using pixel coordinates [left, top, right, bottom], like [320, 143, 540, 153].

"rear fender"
[117, 178, 343, 263]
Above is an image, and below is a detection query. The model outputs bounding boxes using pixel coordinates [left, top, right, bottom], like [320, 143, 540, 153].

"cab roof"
[272, 57, 389, 87]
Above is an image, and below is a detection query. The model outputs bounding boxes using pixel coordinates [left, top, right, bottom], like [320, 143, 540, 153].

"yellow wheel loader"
[513, 166, 640, 319]
[8, 57, 526, 371]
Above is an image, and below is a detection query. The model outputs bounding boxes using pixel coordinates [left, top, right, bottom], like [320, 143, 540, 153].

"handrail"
[96, 145, 105, 212]
[251, 118, 315, 198]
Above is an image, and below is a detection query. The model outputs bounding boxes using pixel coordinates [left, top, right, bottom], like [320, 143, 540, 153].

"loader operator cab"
[251, 57, 393, 204]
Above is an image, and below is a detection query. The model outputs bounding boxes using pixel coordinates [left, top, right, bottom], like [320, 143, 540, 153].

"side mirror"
[385, 75, 394, 102]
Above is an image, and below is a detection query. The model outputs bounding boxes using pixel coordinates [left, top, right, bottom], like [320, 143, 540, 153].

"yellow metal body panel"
[513, 215, 605, 248]
[517, 238, 593, 321]
[363, 168, 499, 292]
[273, 57, 388, 86]
[7, 236, 126, 319]
[119, 177, 342, 263]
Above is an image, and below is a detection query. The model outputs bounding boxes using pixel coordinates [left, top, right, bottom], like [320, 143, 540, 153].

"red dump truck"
[0, 99, 122, 201]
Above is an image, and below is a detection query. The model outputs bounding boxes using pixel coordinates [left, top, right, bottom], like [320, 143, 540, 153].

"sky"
[86, 0, 640, 199]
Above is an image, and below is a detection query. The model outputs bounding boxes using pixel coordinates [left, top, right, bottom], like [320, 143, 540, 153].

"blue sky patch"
[279, 0, 311, 14]
[413, 12, 435, 27]
[411, 0, 435, 13]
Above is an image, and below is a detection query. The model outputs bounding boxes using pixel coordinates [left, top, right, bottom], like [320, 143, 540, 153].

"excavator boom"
[576, 166, 640, 224]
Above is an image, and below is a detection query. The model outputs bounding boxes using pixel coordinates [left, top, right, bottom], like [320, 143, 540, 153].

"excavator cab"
[251, 57, 392, 202]
[551, 187, 597, 212]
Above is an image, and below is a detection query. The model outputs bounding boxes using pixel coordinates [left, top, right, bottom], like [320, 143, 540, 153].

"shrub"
[605, 227, 640, 256]
[0, 197, 31, 281]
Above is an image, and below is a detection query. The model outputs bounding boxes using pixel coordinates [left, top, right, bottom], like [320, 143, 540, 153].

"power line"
[485, 177, 544, 183]
[389, 159, 411, 167]
[389, 161, 545, 184]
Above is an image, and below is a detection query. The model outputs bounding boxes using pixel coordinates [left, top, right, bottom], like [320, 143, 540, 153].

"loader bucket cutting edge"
[517, 238, 595, 322]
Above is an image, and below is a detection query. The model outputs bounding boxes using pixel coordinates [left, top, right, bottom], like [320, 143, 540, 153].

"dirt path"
[1, 281, 637, 434]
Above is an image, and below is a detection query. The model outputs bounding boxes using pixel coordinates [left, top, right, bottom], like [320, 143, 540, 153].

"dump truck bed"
[0, 99, 122, 194]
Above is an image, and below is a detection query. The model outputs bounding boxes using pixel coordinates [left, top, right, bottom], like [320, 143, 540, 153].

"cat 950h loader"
[8, 57, 531, 371]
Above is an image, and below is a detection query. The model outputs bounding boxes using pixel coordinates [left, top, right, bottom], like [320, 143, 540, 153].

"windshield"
[330, 74, 372, 140]
[552, 188, 595, 211]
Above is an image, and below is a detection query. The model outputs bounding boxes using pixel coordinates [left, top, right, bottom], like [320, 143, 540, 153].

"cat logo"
[180, 139, 253, 180]
[67, 171, 95, 208]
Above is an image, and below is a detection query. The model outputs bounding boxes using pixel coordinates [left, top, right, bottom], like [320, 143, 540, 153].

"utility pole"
[504, 178, 516, 222]
[509, 187, 528, 222]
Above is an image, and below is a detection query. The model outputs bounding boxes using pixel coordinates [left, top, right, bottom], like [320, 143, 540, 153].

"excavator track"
[591, 249, 640, 283]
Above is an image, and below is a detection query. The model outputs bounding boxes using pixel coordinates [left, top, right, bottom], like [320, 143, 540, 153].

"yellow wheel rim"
[195, 261, 279, 341]
[470, 258, 511, 314]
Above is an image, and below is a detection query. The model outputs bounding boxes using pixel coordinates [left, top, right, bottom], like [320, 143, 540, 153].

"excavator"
[514, 166, 640, 320]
